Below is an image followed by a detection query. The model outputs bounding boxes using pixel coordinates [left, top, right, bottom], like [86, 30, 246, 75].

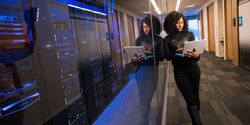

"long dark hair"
[140, 15, 161, 36]
[163, 11, 188, 35]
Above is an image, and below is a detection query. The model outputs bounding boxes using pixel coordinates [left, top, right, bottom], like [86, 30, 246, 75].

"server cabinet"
[0, 0, 42, 124]
[69, 0, 129, 122]
[32, 0, 87, 124]
[69, 3, 120, 121]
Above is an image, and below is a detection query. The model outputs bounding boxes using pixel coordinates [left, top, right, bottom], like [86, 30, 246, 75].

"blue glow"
[2, 97, 40, 117]
[93, 79, 138, 125]
[0, 15, 15, 23]
[0, 81, 36, 94]
[111, 0, 114, 13]
[2, 92, 40, 111]
[67, 0, 107, 16]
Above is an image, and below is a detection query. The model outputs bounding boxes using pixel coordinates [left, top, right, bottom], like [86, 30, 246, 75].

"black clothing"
[136, 34, 164, 65]
[135, 34, 163, 124]
[135, 65, 156, 125]
[164, 31, 200, 71]
[174, 63, 201, 110]
[164, 31, 202, 124]
[188, 106, 202, 125]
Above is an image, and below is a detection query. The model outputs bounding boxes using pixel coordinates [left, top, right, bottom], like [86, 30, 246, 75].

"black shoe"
[188, 106, 202, 125]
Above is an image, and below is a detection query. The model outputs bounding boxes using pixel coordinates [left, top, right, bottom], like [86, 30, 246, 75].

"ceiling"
[115, 0, 207, 18]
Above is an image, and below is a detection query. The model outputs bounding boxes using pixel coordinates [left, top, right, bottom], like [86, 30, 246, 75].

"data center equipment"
[0, 0, 128, 124]
[0, 0, 42, 124]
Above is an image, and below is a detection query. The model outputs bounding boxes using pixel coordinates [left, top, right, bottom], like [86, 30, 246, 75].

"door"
[225, 0, 233, 61]
[239, 1, 250, 70]
[199, 10, 205, 39]
[127, 15, 135, 46]
[207, 3, 216, 53]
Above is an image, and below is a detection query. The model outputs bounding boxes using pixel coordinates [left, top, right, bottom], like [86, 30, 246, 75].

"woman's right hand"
[176, 47, 184, 52]
[144, 50, 153, 54]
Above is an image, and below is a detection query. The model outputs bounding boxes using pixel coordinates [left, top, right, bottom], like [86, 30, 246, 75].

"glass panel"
[0, 0, 168, 125]
[93, 0, 167, 125]
[0, 0, 42, 124]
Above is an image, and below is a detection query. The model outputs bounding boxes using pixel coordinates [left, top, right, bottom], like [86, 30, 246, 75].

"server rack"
[0, 0, 42, 124]
[0, 0, 129, 124]
[69, 7, 109, 122]
[32, 0, 87, 124]
[69, 0, 128, 123]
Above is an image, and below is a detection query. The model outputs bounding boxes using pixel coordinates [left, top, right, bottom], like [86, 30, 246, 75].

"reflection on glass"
[0, 13, 39, 119]
[133, 15, 164, 125]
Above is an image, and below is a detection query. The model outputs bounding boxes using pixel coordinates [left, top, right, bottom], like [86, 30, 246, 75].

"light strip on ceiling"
[185, 4, 195, 8]
[68, 4, 107, 16]
[150, 0, 162, 14]
[175, 0, 181, 11]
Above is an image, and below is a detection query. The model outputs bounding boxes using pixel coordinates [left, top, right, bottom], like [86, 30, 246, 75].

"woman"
[132, 14, 164, 125]
[163, 11, 202, 125]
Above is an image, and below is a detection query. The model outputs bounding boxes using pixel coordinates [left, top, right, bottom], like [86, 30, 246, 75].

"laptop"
[124, 46, 145, 60]
[182, 39, 207, 56]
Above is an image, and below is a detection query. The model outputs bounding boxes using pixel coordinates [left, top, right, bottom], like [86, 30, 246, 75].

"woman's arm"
[164, 36, 175, 61]
[153, 36, 164, 62]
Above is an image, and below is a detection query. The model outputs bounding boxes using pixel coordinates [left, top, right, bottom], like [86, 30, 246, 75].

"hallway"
[94, 52, 250, 125]
[166, 52, 250, 125]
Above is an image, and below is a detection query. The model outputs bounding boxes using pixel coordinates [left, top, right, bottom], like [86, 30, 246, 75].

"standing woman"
[163, 11, 202, 125]
[132, 14, 164, 125]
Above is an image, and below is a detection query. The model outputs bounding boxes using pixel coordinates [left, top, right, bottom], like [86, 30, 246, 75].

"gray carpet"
[166, 52, 250, 125]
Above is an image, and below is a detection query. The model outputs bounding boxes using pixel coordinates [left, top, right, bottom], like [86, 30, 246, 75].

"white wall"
[218, 0, 225, 57]
[198, 0, 225, 57]
[239, 0, 250, 45]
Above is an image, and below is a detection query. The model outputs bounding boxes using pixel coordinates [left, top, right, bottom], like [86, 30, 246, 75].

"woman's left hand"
[185, 48, 199, 59]
[144, 50, 153, 54]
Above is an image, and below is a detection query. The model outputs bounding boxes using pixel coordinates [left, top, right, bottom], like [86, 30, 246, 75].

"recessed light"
[176, 0, 181, 11]
[143, 11, 150, 14]
[150, 0, 161, 14]
[186, 4, 195, 8]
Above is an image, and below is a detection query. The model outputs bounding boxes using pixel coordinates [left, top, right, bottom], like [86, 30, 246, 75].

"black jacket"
[136, 34, 164, 65]
[164, 31, 200, 69]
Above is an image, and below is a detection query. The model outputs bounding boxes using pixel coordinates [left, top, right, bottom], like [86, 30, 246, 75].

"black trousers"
[136, 65, 157, 125]
[174, 63, 201, 111]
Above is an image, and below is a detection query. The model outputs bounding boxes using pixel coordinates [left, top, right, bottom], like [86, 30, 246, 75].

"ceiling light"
[68, 4, 107, 16]
[175, 0, 181, 11]
[185, 4, 195, 8]
[150, 0, 162, 14]
[144, 11, 151, 14]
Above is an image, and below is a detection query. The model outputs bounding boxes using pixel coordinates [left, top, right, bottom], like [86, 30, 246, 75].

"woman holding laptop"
[131, 14, 164, 125]
[163, 11, 202, 125]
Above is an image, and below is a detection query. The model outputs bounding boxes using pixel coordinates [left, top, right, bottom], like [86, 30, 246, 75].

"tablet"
[183, 39, 207, 56]
[124, 46, 145, 59]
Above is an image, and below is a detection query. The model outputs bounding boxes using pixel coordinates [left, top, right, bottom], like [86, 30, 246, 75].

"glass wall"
[94, 0, 168, 124]
[0, 0, 167, 125]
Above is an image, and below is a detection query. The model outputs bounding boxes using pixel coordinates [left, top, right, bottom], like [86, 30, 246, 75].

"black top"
[164, 31, 200, 70]
[136, 35, 164, 65]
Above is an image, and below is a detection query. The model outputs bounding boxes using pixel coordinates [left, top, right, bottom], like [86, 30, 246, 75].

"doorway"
[207, 3, 216, 53]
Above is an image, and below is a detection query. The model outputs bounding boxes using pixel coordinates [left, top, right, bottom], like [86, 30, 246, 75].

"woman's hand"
[185, 48, 199, 59]
[131, 54, 145, 64]
[176, 47, 184, 52]
[144, 50, 153, 54]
